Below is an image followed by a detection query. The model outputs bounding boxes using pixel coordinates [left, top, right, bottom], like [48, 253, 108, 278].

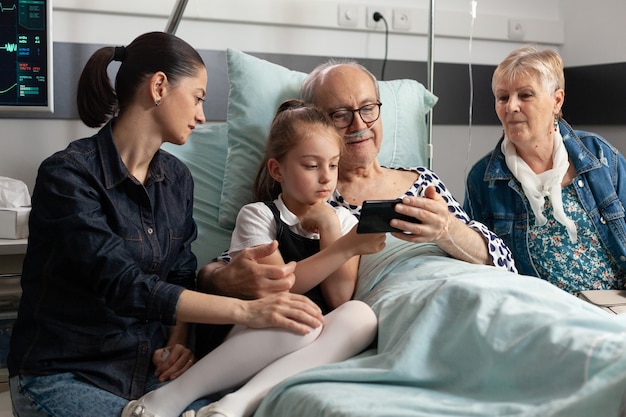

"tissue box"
[0, 207, 30, 239]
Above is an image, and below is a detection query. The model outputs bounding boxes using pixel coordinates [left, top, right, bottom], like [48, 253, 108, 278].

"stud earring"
[155, 99, 161, 106]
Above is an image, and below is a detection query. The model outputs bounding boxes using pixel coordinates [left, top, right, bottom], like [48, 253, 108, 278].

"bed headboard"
[163, 49, 437, 267]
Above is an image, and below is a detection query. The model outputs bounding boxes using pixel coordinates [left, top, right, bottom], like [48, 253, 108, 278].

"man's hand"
[389, 186, 452, 244]
[197, 241, 296, 299]
[391, 187, 490, 264]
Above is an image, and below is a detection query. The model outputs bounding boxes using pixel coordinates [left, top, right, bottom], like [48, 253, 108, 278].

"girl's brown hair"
[253, 99, 343, 202]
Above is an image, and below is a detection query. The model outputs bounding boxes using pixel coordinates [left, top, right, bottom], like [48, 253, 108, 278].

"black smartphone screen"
[356, 199, 421, 234]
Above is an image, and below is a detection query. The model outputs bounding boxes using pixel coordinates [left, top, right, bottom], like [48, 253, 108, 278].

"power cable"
[373, 12, 389, 81]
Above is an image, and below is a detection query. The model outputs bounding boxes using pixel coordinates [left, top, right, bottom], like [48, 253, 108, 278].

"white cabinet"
[0, 239, 26, 392]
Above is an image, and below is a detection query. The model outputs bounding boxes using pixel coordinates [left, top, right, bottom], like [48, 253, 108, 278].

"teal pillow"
[161, 123, 232, 267]
[219, 48, 437, 230]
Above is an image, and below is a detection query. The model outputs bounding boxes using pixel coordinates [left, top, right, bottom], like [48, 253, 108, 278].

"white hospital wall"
[559, 1, 626, 66]
[1, 0, 624, 202]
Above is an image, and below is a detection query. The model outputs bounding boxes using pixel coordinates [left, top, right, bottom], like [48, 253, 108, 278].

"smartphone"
[356, 199, 421, 234]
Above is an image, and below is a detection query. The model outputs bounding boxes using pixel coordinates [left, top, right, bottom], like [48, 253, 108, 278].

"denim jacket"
[464, 119, 626, 279]
[8, 121, 197, 399]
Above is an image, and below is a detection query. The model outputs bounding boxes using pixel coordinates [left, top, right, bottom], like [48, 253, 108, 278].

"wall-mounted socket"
[338, 5, 358, 27]
[508, 19, 525, 40]
[392, 8, 411, 31]
[366, 7, 391, 29]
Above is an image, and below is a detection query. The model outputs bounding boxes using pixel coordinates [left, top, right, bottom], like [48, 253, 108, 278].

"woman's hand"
[177, 289, 322, 337]
[153, 343, 196, 382]
[242, 292, 324, 335]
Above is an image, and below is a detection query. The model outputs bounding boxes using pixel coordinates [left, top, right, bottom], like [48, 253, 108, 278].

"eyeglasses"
[328, 102, 382, 129]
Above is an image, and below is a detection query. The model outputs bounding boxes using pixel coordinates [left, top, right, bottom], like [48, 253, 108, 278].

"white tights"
[139, 300, 377, 417]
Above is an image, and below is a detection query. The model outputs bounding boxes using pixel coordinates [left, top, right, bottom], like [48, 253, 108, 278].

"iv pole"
[165, 0, 189, 34]
[426, 0, 435, 169]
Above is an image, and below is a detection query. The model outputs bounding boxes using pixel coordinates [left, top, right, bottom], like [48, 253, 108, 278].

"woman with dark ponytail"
[8, 32, 323, 417]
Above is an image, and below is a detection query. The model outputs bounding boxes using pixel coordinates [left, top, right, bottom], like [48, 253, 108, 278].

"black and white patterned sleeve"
[414, 167, 517, 273]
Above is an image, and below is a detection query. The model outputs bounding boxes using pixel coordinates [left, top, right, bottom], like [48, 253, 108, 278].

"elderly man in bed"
[197, 59, 626, 416]
[198, 60, 516, 301]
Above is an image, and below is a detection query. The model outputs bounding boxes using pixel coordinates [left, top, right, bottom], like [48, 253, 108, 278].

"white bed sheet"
[255, 238, 626, 417]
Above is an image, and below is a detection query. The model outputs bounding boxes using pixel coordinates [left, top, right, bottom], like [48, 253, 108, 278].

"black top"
[265, 202, 331, 314]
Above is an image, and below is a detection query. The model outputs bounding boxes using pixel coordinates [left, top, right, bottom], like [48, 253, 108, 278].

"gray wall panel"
[4, 42, 620, 125]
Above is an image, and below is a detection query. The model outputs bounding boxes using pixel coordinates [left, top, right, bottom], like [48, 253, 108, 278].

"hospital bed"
[162, 48, 626, 417]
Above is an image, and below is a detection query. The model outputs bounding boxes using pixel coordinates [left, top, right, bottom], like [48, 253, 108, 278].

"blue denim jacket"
[464, 119, 626, 279]
[8, 121, 197, 399]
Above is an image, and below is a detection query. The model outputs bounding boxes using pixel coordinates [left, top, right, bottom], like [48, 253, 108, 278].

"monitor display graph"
[0, 0, 53, 113]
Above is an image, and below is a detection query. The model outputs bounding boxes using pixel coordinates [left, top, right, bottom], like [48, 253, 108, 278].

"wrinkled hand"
[300, 202, 337, 234]
[242, 292, 324, 335]
[390, 186, 452, 243]
[153, 343, 196, 382]
[200, 241, 296, 299]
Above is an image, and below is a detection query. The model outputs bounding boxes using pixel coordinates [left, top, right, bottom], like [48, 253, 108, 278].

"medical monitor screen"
[0, 0, 53, 113]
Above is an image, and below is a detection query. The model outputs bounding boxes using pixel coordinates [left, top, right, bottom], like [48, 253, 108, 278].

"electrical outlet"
[392, 8, 411, 31]
[366, 7, 390, 29]
[338, 5, 358, 27]
[508, 19, 525, 40]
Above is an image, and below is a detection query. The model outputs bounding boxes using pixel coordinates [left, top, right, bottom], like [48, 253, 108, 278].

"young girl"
[122, 100, 386, 417]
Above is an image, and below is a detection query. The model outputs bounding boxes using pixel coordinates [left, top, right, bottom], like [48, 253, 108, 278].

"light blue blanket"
[255, 238, 626, 416]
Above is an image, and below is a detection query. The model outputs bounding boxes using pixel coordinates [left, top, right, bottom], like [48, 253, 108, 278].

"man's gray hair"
[300, 59, 380, 105]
